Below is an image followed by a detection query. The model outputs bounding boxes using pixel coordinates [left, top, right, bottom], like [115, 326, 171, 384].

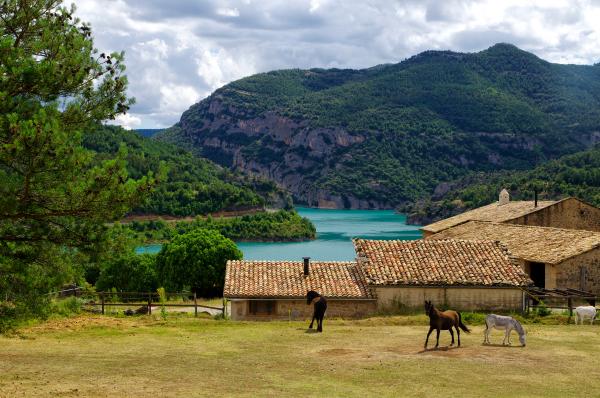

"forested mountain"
[84, 125, 290, 216]
[156, 43, 600, 209]
[135, 128, 163, 138]
[403, 145, 600, 225]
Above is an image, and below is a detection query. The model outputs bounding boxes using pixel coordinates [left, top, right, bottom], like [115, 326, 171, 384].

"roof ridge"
[463, 220, 600, 235]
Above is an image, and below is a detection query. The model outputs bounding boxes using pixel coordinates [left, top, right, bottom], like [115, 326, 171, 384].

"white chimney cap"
[499, 189, 510, 206]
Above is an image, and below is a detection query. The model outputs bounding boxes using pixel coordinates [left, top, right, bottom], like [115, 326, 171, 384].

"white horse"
[483, 314, 526, 346]
[574, 306, 597, 325]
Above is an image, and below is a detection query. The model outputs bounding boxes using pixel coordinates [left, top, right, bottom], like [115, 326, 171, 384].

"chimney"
[534, 189, 538, 208]
[499, 189, 510, 206]
[303, 257, 310, 276]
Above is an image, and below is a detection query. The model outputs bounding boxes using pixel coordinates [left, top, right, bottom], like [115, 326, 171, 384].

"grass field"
[1, 314, 600, 397]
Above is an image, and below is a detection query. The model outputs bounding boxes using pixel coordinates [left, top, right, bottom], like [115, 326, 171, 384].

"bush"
[536, 303, 552, 317]
[96, 254, 158, 293]
[155, 229, 242, 297]
[52, 297, 84, 317]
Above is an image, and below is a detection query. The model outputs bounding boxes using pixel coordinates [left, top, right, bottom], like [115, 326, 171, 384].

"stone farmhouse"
[224, 239, 531, 320]
[428, 221, 600, 294]
[421, 192, 600, 238]
[224, 259, 377, 320]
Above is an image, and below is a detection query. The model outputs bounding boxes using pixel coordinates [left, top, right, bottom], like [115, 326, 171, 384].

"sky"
[74, 0, 600, 129]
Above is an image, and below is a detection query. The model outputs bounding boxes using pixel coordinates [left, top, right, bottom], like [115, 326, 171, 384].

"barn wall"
[374, 286, 523, 311]
[556, 248, 600, 294]
[229, 299, 377, 321]
[507, 198, 600, 232]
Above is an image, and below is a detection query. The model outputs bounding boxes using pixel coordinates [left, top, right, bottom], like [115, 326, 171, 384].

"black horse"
[306, 290, 327, 332]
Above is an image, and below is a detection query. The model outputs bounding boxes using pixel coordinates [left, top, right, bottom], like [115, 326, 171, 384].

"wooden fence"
[52, 288, 226, 317]
[524, 287, 597, 319]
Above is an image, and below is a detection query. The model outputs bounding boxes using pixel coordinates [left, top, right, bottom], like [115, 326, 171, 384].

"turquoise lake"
[137, 208, 422, 261]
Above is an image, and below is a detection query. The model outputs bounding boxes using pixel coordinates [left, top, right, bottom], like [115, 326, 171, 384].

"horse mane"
[512, 318, 525, 335]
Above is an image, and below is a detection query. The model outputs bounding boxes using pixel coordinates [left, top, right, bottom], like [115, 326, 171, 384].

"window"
[248, 301, 275, 315]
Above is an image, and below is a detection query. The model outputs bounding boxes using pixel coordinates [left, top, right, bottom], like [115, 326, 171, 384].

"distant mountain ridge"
[156, 43, 600, 209]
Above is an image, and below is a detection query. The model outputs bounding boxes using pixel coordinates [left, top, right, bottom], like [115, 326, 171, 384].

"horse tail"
[458, 312, 471, 333]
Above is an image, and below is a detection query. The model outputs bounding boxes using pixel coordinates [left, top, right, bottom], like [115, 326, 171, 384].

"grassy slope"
[1, 315, 599, 397]
[160, 44, 600, 206]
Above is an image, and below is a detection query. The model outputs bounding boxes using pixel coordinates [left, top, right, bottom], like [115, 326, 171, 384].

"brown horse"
[424, 300, 470, 349]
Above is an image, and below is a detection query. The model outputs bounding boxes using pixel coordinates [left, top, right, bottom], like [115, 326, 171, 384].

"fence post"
[148, 292, 152, 315]
[223, 298, 227, 318]
[100, 292, 105, 315]
[568, 297, 573, 323]
[194, 292, 198, 317]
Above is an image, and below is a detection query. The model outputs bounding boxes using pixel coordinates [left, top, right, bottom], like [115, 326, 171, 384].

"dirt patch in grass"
[22, 315, 158, 333]
[319, 348, 360, 357]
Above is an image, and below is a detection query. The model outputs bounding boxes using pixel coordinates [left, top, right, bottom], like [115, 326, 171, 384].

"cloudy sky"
[74, 0, 600, 129]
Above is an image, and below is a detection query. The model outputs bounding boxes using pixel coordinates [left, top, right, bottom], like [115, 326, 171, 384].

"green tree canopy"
[0, 0, 156, 324]
[0, 0, 153, 252]
[155, 229, 242, 297]
[96, 254, 158, 293]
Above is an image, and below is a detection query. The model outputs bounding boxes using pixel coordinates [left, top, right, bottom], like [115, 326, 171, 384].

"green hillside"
[83, 125, 290, 217]
[157, 44, 600, 209]
[403, 145, 600, 224]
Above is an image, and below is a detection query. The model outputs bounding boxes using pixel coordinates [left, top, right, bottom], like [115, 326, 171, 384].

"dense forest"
[403, 145, 600, 224]
[124, 210, 316, 243]
[157, 44, 600, 209]
[83, 125, 291, 217]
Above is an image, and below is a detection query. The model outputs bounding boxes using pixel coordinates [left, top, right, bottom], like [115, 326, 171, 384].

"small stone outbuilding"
[421, 196, 600, 238]
[428, 221, 600, 294]
[353, 239, 532, 312]
[224, 260, 376, 320]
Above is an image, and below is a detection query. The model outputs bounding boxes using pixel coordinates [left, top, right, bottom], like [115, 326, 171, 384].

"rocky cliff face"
[165, 96, 390, 208]
[156, 45, 600, 210]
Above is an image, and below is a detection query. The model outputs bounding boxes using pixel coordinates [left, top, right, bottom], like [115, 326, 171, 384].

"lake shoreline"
[137, 208, 422, 260]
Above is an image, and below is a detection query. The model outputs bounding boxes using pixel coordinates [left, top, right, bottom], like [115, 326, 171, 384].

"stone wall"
[374, 286, 524, 311]
[508, 198, 600, 232]
[556, 248, 600, 294]
[230, 299, 377, 321]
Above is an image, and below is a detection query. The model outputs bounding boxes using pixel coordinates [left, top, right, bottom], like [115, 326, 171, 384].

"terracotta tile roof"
[223, 261, 375, 299]
[353, 239, 531, 287]
[421, 200, 557, 233]
[429, 221, 600, 264]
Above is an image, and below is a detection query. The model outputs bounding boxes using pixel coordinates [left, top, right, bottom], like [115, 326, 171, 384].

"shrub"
[96, 254, 158, 293]
[155, 229, 242, 297]
[536, 303, 552, 317]
[52, 297, 84, 317]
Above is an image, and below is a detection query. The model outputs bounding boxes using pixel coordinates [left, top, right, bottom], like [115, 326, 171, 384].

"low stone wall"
[374, 286, 524, 312]
[230, 299, 377, 321]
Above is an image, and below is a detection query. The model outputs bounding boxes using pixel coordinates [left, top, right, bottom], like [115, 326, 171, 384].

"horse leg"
[317, 314, 323, 332]
[449, 327, 455, 346]
[483, 324, 489, 344]
[435, 329, 440, 348]
[424, 326, 434, 349]
[456, 326, 461, 347]
[309, 314, 315, 329]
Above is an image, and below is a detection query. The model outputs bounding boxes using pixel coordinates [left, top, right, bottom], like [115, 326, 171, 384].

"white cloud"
[109, 113, 142, 130]
[216, 7, 240, 17]
[73, 0, 600, 128]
